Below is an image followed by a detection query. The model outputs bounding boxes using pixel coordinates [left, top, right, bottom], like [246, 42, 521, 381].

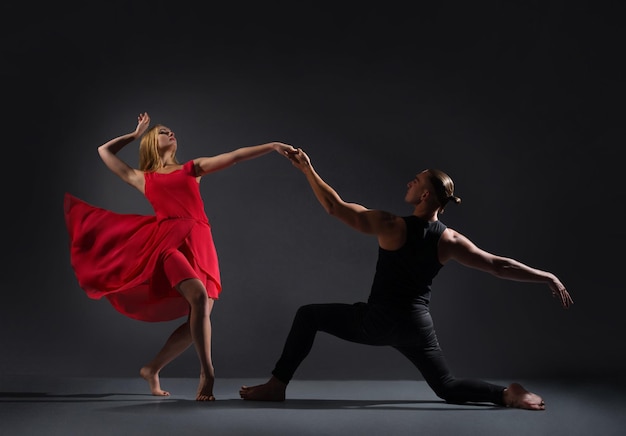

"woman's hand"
[273, 142, 298, 158]
[134, 112, 151, 138]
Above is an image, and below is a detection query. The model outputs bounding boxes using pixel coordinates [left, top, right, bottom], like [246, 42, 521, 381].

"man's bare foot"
[503, 383, 545, 410]
[239, 376, 286, 401]
[140, 366, 170, 396]
[196, 373, 215, 401]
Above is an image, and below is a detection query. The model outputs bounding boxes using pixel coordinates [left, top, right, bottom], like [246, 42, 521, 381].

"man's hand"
[288, 148, 312, 172]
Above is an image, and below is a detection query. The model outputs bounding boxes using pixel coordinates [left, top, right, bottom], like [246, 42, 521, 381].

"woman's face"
[156, 126, 177, 152]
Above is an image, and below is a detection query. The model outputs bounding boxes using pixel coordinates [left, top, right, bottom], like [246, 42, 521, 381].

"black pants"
[272, 302, 506, 405]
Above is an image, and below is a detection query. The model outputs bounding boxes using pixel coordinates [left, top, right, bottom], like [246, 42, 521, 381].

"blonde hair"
[426, 169, 461, 214]
[138, 124, 180, 172]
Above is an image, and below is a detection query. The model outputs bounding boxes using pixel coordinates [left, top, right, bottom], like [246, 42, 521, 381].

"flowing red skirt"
[64, 193, 221, 322]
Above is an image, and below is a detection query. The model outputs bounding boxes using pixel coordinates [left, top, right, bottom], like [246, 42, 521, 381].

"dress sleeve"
[183, 160, 196, 176]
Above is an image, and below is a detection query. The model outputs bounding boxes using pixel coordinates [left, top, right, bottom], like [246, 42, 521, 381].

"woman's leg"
[140, 321, 192, 396]
[176, 278, 215, 401]
[159, 249, 217, 401]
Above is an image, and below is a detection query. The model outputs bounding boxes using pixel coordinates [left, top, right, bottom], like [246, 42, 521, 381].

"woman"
[65, 112, 296, 401]
[240, 148, 573, 410]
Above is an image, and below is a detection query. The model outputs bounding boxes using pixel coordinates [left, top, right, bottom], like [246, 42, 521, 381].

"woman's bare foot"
[239, 376, 286, 401]
[503, 383, 545, 410]
[140, 366, 170, 396]
[196, 373, 215, 401]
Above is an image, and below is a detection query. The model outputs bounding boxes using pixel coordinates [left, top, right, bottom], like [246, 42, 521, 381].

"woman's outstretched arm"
[194, 142, 297, 176]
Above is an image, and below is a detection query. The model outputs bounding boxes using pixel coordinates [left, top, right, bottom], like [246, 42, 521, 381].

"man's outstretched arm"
[288, 148, 401, 240]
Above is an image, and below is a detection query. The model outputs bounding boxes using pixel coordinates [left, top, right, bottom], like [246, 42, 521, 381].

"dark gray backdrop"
[2, 1, 624, 382]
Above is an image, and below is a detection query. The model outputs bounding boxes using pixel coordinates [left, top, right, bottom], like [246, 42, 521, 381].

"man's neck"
[412, 205, 438, 222]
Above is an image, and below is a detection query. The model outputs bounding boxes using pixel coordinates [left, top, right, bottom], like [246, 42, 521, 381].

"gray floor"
[1, 375, 623, 436]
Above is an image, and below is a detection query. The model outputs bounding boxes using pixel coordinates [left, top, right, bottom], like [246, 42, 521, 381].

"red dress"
[64, 160, 222, 322]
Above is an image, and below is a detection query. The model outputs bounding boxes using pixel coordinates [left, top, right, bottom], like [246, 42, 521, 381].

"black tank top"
[368, 215, 447, 307]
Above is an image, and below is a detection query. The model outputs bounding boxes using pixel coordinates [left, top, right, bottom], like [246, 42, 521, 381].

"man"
[240, 148, 573, 410]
